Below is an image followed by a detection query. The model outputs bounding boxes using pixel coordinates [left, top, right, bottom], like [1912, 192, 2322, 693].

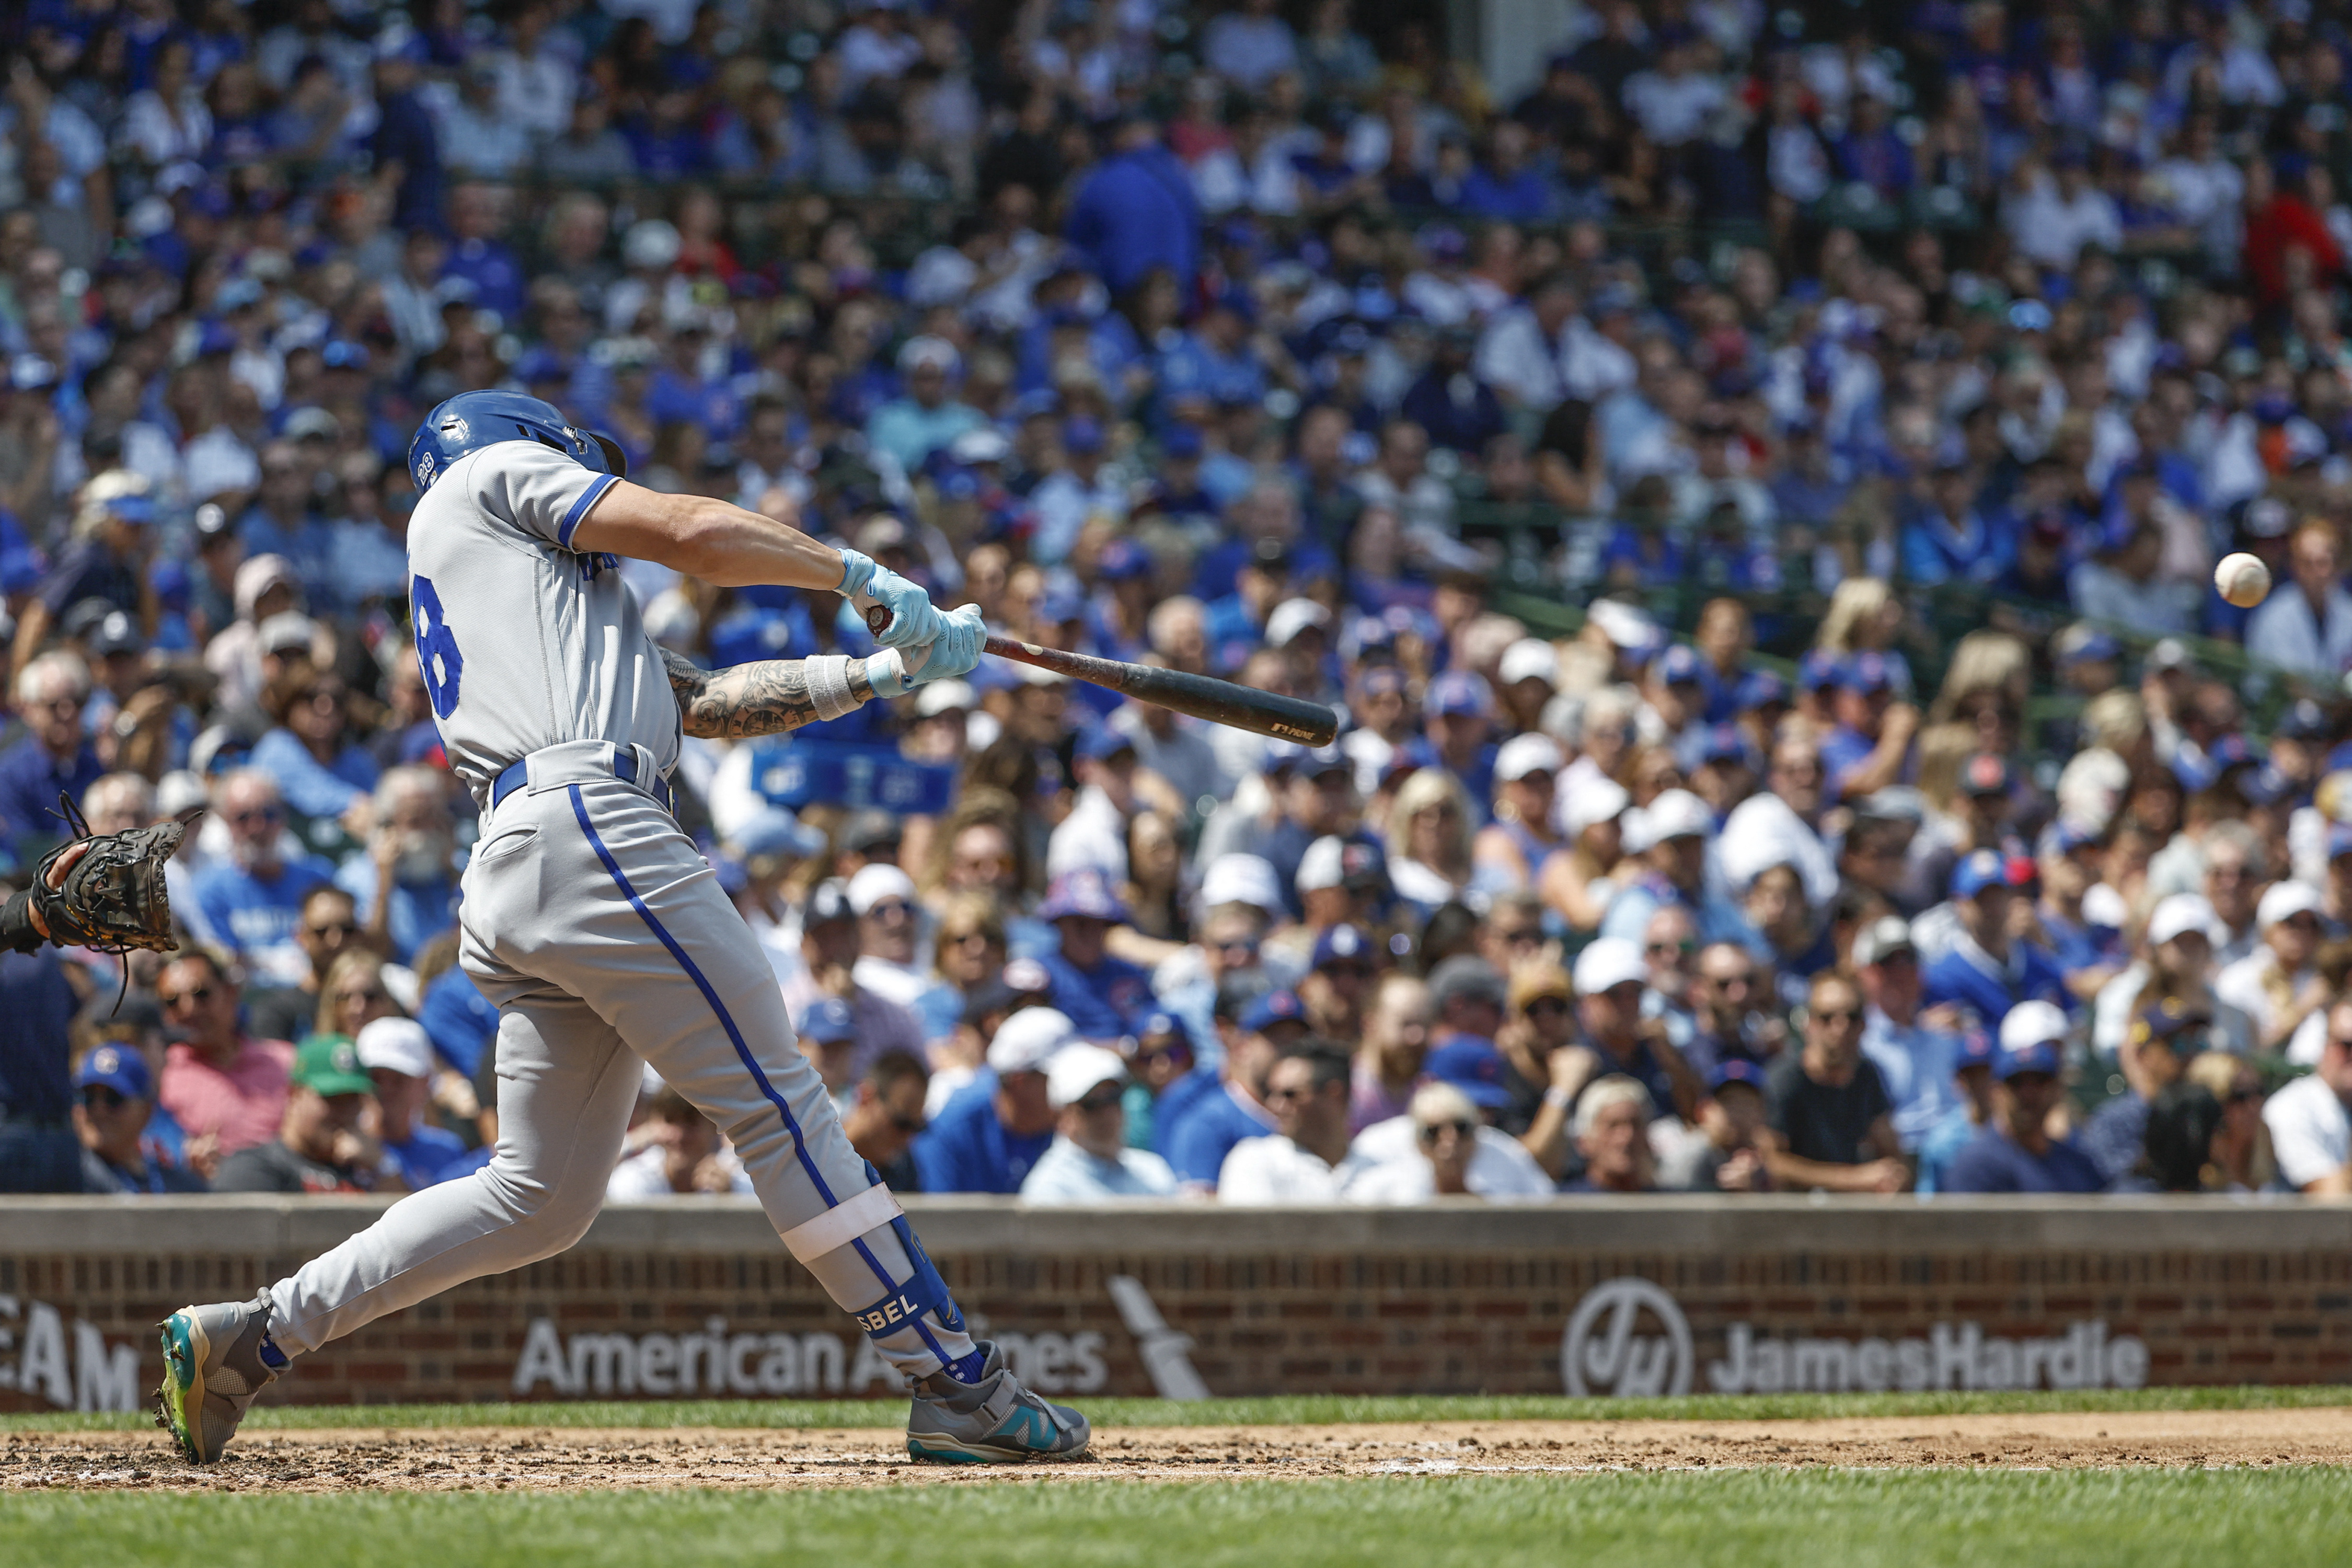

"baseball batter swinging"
[154, 391, 1090, 1465]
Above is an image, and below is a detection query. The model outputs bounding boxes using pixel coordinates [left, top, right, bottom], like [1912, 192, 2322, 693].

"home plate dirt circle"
[7, 1408, 2352, 1491]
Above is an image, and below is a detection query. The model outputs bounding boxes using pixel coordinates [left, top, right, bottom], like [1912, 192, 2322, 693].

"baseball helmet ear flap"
[590, 432, 627, 480]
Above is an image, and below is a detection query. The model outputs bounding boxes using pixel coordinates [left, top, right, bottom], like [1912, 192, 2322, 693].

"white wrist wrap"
[806, 655, 860, 720]
[866, 647, 910, 698]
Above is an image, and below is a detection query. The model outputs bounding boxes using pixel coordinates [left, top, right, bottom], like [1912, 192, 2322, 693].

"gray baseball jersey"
[403, 441, 680, 798]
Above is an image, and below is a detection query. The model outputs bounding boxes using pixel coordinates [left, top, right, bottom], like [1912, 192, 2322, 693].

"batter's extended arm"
[660, 645, 885, 741]
[571, 482, 844, 590]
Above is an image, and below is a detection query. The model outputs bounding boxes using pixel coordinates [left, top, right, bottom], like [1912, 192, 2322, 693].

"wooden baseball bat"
[857, 602, 1339, 745]
[982, 635, 1341, 746]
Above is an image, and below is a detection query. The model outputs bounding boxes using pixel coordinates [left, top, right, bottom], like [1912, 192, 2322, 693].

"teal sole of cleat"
[154, 1314, 207, 1462]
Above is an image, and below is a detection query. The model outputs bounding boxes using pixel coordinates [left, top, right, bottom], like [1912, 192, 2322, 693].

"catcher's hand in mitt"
[33, 792, 192, 955]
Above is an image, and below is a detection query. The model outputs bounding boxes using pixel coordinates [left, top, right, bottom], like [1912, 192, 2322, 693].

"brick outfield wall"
[3, 1198, 2349, 1411]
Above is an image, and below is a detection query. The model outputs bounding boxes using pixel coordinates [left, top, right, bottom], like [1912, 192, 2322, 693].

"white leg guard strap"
[778, 1182, 903, 1264]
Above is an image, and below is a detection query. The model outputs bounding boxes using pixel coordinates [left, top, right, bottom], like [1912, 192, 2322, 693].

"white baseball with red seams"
[2216, 551, 2273, 609]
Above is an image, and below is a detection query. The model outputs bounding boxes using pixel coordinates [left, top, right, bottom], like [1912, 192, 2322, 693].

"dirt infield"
[6, 1407, 2351, 1492]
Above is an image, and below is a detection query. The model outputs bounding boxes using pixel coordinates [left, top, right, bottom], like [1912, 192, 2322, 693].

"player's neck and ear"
[570, 481, 847, 592]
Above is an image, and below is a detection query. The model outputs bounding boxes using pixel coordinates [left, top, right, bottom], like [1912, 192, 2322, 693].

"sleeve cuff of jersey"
[557, 472, 620, 549]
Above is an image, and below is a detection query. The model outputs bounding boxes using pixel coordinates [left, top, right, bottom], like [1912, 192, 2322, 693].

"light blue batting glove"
[869, 606, 986, 696]
[848, 562, 948, 651]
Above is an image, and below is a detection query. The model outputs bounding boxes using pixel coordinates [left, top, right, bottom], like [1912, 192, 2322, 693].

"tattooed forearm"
[660, 645, 876, 740]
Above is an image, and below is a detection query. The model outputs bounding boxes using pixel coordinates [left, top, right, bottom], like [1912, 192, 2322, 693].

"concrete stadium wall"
[3, 1197, 2349, 1412]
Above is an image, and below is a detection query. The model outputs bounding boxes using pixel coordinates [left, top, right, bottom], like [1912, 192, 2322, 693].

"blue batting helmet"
[407, 390, 626, 493]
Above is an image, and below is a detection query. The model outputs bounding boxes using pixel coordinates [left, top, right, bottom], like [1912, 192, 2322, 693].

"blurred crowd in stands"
[2, 0, 2352, 1204]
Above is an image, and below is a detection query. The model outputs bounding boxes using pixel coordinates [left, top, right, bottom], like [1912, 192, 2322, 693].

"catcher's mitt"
[34, 792, 192, 956]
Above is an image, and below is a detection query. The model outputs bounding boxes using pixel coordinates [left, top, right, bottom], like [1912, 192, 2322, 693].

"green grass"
[9, 1472, 2352, 1568]
[8, 1383, 2349, 1436]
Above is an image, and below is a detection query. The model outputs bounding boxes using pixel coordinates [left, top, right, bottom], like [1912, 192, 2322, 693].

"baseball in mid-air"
[2216, 551, 2273, 609]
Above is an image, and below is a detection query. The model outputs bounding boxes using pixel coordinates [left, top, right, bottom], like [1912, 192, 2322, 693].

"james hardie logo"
[1559, 1277, 2154, 1397]
[1560, 1277, 1692, 1397]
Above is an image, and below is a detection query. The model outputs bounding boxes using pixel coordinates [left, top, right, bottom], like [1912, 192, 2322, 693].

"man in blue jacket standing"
[1065, 114, 1200, 296]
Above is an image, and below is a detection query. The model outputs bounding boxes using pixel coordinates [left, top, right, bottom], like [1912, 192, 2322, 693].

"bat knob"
[862, 604, 892, 636]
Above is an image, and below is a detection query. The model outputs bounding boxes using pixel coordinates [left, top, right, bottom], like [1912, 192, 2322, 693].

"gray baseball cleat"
[154, 1292, 284, 1463]
[905, 1340, 1092, 1463]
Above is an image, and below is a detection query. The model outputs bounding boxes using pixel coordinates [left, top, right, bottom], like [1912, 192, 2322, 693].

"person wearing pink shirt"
[156, 950, 295, 1175]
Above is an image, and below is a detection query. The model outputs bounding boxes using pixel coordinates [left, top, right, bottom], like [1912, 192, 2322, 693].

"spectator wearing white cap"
[2089, 891, 2255, 1067]
[2214, 880, 2329, 1057]
[1264, 598, 1335, 700]
[912, 1007, 1074, 1193]
[356, 1018, 471, 1189]
[1493, 638, 1559, 735]
[1543, 773, 1630, 933]
[1598, 788, 1739, 947]
[1018, 1045, 1179, 1203]
[1560, 936, 1700, 1130]
[848, 863, 930, 1007]
[2264, 999, 2352, 1194]
[1473, 734, 1570, 894]
[866, 335, 984, 470]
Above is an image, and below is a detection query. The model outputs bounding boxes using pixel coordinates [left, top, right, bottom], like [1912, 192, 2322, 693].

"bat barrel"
[984, 637, 1339, 746]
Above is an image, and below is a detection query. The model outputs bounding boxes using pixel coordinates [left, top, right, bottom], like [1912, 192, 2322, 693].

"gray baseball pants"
[263, 741, 972, 1377]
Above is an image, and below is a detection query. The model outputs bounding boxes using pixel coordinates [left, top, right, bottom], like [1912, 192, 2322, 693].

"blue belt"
[490, 748, 675, 816]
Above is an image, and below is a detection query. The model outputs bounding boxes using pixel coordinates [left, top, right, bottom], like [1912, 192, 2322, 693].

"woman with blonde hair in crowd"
[1385, 768, 1481, 919]
[312, 949, 403, 1045]
[1815, 577, 1910, 667]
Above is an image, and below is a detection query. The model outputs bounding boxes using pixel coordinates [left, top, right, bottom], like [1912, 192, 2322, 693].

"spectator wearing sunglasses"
[1021, 1045, 1178, 1203]
[1120, 1011, 1197, 1152]
[1216, 1041, 1367, 1203]
[1765, 970, 1909, 1193]
[1942, 1001, 2104, 1194]
[155, 949, 294, 1173]
[73, 1042, 207, 1194]
[242, 884, 365, 1045]
[190, 768, 337, 989]
[1495, 962, 1576, 1174]
[844, 1050, 932, 1191]
[1682, 940, 1786, 1082]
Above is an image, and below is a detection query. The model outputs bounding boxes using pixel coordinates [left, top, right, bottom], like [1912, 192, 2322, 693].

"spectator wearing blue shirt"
[415, 962, 500, 1081]
[912, 1006, 1070, 1194]
[1066, 116, 1201, 295]
[439, 182, 528, 324]
[0, 650, 105, 866]
[1600, 789, 1746, 948]
[867, 337, 986, 472]
[1035, 869, 1156, 1042]
[1852, 916, 1966, 1152]
[1817, 653, 1917, 804]
[366, 38, 444, 235]
[240, 443, 336, 607]
[356, 1018, 470, 1187]
[1459, 121, 1554, 221]
[1163, 987, 1299, 1189]
[333, 767, 460, 964]
[24, 488, 151, 663]
[1941, 1006, 2105, 1193]
[249, 666, 381, 825]
[72, 1043, 208, 1195]
[1922, 851, 2071, 1034]
[192, 769, 337, 989]
[1400, 325, 1511, 455]
[1902, 459, 2014, 587]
